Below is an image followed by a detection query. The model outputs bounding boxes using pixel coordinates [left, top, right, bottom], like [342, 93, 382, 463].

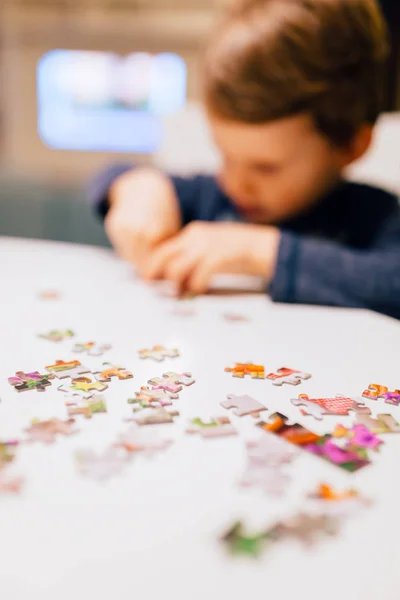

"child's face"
[208, 112, 356, 224]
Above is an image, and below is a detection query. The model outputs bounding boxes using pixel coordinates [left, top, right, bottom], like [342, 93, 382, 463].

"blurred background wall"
[0, 0, 398, 247]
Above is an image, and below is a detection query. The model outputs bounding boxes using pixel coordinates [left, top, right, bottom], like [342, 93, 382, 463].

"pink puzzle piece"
[220, 394, 267, 418]
[76, 448, 130, 482]
[291, 394, 371, 421]
[362, 384, 400, 406]
[0, 472, 24, 494]
[246, 436, 299, 467]
[24, 418, 78, 444]
[148, 371, 194, 394]
[267, 367, 311, 386]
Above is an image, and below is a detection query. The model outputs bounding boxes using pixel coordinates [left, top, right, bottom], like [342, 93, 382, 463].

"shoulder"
[339, 181, 399, 214]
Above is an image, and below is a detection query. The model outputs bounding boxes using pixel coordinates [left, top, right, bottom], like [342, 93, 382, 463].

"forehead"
[208, 112, 319, 162]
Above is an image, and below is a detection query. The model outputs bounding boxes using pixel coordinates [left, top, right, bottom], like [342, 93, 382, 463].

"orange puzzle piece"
[225, 363, 265, 379]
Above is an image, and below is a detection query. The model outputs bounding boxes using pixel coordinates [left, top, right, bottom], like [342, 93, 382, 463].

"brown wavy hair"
[204, 0, 389, 146]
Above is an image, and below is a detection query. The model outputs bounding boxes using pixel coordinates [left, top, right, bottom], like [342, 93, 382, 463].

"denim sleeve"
[88, 164, 236, 224]
[269, 216, 400, 319]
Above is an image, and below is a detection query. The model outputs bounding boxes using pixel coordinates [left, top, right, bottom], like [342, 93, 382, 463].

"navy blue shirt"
[89, 164, 400, 319]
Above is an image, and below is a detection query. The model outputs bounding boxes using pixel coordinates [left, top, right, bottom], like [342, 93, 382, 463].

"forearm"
[270, 232, 400, 318]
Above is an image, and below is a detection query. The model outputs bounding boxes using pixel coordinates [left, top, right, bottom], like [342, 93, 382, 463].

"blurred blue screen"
[37, 50, 187, 153]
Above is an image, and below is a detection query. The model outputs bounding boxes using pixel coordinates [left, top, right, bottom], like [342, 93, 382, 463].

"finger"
[141, 237, 183, 281]
[164, 252, 202, 292]
[185, 258, 218, 295]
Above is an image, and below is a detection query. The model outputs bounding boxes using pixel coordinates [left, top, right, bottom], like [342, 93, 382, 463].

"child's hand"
[105, 168, 182, 269]
[140, 222, 280, 294]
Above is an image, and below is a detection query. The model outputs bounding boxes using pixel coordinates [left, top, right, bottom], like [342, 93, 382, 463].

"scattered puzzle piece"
[267, 367, 311, 386]
[291, 393, 371, 420]
[127, 407, 180, 426]
[38, 329, 74, 342]
[362, 384, 400, 406]
[94, 363, 133, 383]
[73, 342, 112, 357]
[221, 394, 267, 418]
[257, 412, 371, 472]
[307, 483, 372, 515]
[114, 426, 172, 455]
[76, 448, 130, 481]
[355, 413, 400, 434]
[221, 513, 340, 557]
[148, 371, 194, 394]
[128, 386, 178, 410]
[221, 521, 271, 557]
[225, 363, 265, 379]
[58, 377, 108, 397]
[66, 395, 107, 419]
[0, 472, 24, 494]
[24, 418, 78, 443]
[38, 290, 61, 300]
[138, 345, 180, 362]
[332, 423, 383, 451]
[8, 370, 54, 393]
[240, 466, 291, 496]
[246, 435, 299, 467]
[0, 440, 19, 469]
[223, 313, 249, 322]
[186, 417, 237, 438]
[45, 359, 90, 380]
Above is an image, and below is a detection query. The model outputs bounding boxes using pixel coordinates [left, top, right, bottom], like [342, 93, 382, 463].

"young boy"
[89, 0, 400, 319]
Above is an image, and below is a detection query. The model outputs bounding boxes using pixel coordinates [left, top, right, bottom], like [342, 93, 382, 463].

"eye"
[253, 163, 280, 174]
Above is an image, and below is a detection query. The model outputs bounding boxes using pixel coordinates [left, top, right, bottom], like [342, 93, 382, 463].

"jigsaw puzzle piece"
[257, 412, 371, 472]
[246, 435, 299, 467]
[66, 395, 107, 419]
[93, 363, 133, 382]
[148, 371, 194, 394]
[221, 394, 267, 418]
[73, 342, 112, 357]
[361, 384, 400, 405]
[131, 386, 179, 406]
[224, 363, 265, 379]
[38, 329, 74, 342]
[24, 418, 78, 443]
[0, 440, 19, 468]
[291, 394, 371, 420]
[114, 426, 173, 455]
[8, 370, 54, 392]
[186, 417, 237, 438]
[221, 521, 271, 557]
[0, 472, 24, 494]
[58, 377, 108, 397]
[240, 465, 290, 496]
[267, 367, 311, 386]
[138, 345, 180, 361]
[355, 413, 400, 434]
[45, 359, 90, 380]
[127, 407, 180, 426]
[76, 448, 130, 481]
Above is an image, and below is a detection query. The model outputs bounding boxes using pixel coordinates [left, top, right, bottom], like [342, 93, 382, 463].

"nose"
[219, 164, 255, 208]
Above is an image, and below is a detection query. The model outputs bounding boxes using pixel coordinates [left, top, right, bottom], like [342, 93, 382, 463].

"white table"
[0, 237, 400, 600]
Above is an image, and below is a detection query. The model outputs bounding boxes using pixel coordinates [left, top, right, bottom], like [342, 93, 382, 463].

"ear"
[340, 125, 374, 167]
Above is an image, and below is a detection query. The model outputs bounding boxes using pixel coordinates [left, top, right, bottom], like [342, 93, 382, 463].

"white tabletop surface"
[1, 236, 400, 600]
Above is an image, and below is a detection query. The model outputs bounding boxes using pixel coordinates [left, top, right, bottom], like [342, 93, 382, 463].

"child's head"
[203, 0, 388, 223]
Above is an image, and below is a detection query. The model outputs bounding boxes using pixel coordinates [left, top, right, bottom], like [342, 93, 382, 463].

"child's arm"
[88, 164, 239, 268]
[269, 217, 400, 319]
